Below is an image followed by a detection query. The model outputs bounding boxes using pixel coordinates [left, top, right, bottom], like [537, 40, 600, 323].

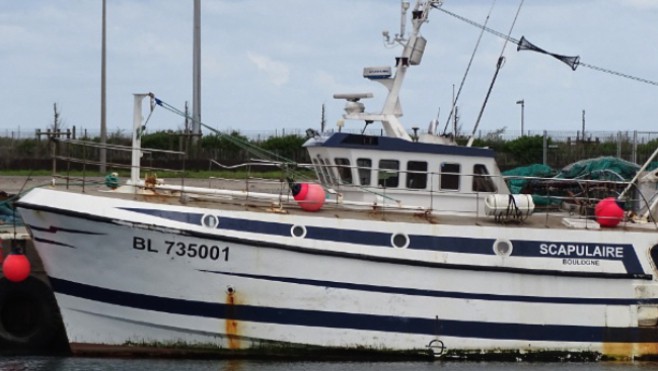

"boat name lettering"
[562, 258, 600, 266]
[133, 237, 229, 261]
[539, 243, 623, 258]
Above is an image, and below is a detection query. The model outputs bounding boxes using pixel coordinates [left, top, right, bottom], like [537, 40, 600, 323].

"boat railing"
[501, 174, 658, 229]
[201, 159, 658, 229]
[206, 159, 317, 195]
[303, 161, 658, 228]
[48, 137, 186, 192]
[48, 141, 658, 229]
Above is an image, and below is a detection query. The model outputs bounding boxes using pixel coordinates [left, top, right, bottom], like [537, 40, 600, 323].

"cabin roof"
[307, 133, 496, 159]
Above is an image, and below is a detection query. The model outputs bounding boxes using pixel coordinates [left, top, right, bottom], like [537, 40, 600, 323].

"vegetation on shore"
[1, 129, 657, 174]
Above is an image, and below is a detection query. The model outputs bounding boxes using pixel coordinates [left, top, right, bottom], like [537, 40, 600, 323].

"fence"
[478, 130, 658, 169]
[1, 128, 657, 172]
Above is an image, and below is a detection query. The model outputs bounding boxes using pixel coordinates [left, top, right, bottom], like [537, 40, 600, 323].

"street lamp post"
[516, 99, 525, 136]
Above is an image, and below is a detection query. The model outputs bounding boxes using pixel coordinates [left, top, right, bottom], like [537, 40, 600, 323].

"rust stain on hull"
[602, 342, 658, 360]
[225, 287, 241, 350]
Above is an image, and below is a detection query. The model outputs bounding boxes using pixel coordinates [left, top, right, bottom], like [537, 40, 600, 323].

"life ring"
[0, 276, 63, 349]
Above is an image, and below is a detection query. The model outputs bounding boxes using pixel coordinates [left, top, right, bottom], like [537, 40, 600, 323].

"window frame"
[378, 159, 400, 188]
[334, 157, 353, 184]
[406, 160, 428, 189]
[440, 162, 461, 191]
[356, 158, 372, 186]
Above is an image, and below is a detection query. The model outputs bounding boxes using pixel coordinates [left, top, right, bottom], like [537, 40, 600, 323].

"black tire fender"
[0, 276, 61, 348]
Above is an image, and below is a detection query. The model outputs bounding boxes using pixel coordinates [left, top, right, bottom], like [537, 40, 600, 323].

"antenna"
[320, 104, 326, 133]
[383, 1, 411, 46]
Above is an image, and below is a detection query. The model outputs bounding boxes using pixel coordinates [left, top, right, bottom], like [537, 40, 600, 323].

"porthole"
[291, 225, 307, 239]
[391, 233, 410, 249]
[201, 214, 219, 229]
[493, 239, 513, 257]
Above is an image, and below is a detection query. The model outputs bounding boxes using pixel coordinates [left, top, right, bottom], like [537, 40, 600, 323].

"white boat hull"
[17, 188, 658, 360]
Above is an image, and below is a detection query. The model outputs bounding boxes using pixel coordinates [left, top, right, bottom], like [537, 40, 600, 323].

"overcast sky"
[2, 0, 657, 139]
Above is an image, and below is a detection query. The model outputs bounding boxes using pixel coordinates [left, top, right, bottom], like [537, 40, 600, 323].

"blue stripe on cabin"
[306, 133, 495, 158]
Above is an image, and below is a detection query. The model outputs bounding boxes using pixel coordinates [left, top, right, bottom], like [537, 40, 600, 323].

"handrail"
[56, 137, 186, 156]
[52, 138, 187, 192]
[48, 139, 658, 229]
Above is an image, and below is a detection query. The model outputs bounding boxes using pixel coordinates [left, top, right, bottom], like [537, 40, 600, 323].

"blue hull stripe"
[33, 237, 75, 248]
[203, 270, 658, 306]
[22, 219, 646, 281]
[29, 225, 106, 235]
[50, 277, 658, 343]
[120, 207, 644, 275]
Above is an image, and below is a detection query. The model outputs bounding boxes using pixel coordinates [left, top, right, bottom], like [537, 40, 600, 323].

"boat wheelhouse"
[305, 132, 505, 214]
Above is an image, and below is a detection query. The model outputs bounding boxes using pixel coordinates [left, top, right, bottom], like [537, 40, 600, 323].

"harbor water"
[0, 358, 657, 371]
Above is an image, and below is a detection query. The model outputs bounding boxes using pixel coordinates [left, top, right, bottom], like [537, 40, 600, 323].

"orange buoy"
[3, 254, 31, 283]
[291, 183, 325, 212]
[594, 197, 624, 227]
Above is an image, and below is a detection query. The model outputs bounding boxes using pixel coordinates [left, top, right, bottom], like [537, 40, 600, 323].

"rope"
[437, 6, 658, 87]
[136, 98, 157, 139]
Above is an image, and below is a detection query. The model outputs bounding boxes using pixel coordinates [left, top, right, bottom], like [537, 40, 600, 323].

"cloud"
[313, 70, 341, 92]
[246, 51, 290, 86]
[624, 0, 658, 10]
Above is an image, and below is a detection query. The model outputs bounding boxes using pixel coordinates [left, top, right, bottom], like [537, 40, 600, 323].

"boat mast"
[129, 94, 150, 186]
[381, 1, 437, 118]
[336, 1, 443, 141]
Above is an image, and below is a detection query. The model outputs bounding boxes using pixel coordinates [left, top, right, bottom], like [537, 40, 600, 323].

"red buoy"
[3, 254, 31, 282]
[594, 197, 624, 227]
[291, 183, 325, 212]
[292, 183, 309, 202]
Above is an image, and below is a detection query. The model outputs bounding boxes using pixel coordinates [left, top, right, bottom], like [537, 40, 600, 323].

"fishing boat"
[14, 0, 658, 360]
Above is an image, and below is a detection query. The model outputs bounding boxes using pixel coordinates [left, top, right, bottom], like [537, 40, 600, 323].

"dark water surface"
[0, 358, 657, 371]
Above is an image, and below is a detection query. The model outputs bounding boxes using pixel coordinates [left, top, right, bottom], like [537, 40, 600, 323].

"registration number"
[133, 237, 229, 261]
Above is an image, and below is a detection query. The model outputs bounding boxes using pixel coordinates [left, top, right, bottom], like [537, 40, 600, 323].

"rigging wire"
[150, 96, 403, 201]
[466, 0, 524, 147]
[440, 0, 497, 136]
[437, 6, 658, 87]
[152, 97, 296, 166]
[578, 62, 658, 87]
[439, 6, 519, 45]
[150, 96, 323, 186]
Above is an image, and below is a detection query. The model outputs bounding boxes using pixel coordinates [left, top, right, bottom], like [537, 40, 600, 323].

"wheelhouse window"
[406, 161, 428, 189]
[312, 158, 328, 185]
[356, 158, 372, 186]
[472, 164, 497, 192]
[320, 157, 337, 185]
[334, 158, 353, 184]
[316, 157, 334, 185]
[440, 163, 460, 191]
[378, 159, 400, 188]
